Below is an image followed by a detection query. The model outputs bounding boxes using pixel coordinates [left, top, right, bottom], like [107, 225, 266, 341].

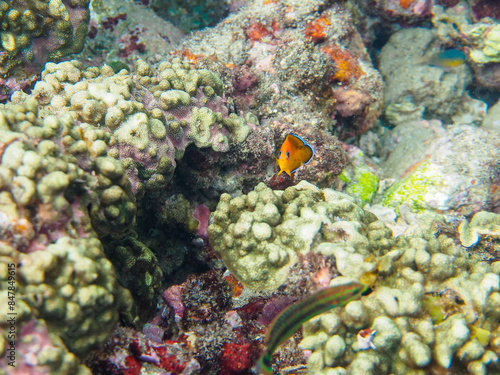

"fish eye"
[286, 151, 290, 160]
[279, 150, 282, 159]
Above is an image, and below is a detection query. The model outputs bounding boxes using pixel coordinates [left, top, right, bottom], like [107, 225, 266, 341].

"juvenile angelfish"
[255, 282, 368, 374]
[427, 48, 466, 69]
[276, 133, 315, 177]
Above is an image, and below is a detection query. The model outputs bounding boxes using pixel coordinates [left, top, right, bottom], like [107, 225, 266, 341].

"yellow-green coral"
[208, 181, 391, 290]
[346, 170, 378, 204]
[464, 23, 500, 64]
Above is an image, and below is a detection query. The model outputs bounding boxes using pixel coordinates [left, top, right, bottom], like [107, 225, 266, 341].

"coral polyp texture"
[21, 58, 253, 195]
[208, 181, 391, 290]
[0, 98, 133, 372]
[300, 225, 500, 375]
[0, 0, 90, 79]
[208, 181, 500, 374]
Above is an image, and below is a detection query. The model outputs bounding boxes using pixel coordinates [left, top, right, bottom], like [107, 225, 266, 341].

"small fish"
[255, 282, 368, 375]
[276, 133, 315, 177]
[427, 48, 466, 69]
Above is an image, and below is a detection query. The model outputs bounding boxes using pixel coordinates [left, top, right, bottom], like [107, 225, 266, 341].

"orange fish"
[276, 133, 315, 177]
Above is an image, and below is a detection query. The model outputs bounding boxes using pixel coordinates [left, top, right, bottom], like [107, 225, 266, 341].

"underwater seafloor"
[1, 0, 500, 374]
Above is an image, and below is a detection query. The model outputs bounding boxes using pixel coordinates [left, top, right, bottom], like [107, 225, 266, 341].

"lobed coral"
[0, 89, 134, 370]
[0, 0, 90, 79]
[19, 58, 253, 196]
[208, 181, 391, 290]
[208, 181, 500, 374]
[300, 222, 500, 374]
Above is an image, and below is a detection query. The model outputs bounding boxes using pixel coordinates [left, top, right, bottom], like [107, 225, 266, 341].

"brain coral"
[23, 57, 254, 196]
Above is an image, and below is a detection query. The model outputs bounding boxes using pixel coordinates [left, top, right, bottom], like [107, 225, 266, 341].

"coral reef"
[300, 221, 500, 375]
[151, 0, 229, 32]
[0, 0, 90, 79]
[2, 0, 500, 374]
[17, 58, 254, 196]
[209, 181, 500, 374]
[482, 98, 500, 132]
[85, 0, 184, 66]
[208, 181, 390, 290]
[378, 121, 500, 216]
[180, 0, 383, 139]
[458, 211, 500, 247]
[378, 28, 473, 125]
[335, 145, 380, 206]
[0, 98, 133, 371]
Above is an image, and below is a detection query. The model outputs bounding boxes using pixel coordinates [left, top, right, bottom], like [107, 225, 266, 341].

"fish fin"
[287, 133, 306, 148]
[288, 133, 314, 166]
[301, 143, 314, 166]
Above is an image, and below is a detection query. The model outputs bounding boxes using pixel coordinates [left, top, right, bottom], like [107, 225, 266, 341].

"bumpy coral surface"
[300, 222, 500, 375]
[208, 181, 390, 290]
[208, 181, 500, 374]
[0, 99, 133, 371]
[0, 0, 90, 79]
[22, 58, 253, 196]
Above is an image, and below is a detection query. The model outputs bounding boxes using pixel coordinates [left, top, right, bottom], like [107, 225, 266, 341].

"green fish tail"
[255, 352, 273, 375]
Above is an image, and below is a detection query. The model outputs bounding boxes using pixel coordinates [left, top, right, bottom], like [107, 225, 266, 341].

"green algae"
[346, 169, 378, 204]
[381, 161, 443, 213]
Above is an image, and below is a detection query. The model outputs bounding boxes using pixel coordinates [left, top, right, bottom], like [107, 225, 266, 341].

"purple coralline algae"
[20, 58, 254, 196]
[2, 0, 500, 374]
[0, 0, 90, 79]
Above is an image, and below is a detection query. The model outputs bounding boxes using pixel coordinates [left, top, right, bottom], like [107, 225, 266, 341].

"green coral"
[0, 0, 90, 77]
[339, 149, 379, 205]
[466, 23, 500, 64]
[346, 170, 378, 204]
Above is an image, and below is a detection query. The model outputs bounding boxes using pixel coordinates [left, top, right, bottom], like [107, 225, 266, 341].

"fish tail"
[255, 352, 273, 375]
